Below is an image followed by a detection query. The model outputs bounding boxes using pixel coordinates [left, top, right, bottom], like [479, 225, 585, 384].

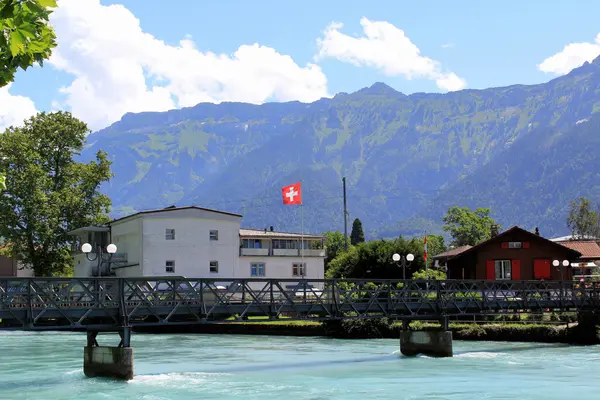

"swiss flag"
[424, 236, 428, 261]
[282, 182, 302, 205]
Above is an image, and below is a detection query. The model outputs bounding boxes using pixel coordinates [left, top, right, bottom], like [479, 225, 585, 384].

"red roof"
[556, 241, 600, 259]
[432, 245, 472, 259]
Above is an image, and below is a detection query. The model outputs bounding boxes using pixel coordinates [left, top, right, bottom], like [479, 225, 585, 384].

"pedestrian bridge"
[1, 277, 598, 380]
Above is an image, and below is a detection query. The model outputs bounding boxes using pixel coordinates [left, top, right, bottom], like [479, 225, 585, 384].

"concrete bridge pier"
[83, 327, 134, 380]
[399, 318, 453, 357]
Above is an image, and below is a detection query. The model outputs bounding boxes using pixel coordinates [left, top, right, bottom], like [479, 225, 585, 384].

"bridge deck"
[1, 277, 599, 330]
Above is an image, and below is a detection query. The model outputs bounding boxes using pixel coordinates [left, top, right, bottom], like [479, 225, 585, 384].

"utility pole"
[342, 176, 348, 250]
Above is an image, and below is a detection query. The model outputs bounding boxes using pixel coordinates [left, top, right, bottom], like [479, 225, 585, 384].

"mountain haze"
[80, 56, 600, 238]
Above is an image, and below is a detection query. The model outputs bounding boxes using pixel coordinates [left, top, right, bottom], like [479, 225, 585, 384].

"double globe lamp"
[392, 252, 414, 280]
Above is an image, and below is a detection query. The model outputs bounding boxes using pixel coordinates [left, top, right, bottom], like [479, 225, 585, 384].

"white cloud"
[0, 84, 38, 132]
[49, 0, 329, 130]
[538, 34, 600, 75]
[315, 17, 467, 92]
[441, 43, 455, 49]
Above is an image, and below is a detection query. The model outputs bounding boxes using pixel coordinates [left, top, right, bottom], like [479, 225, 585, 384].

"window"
[292, 262, 305, 277]
[209, 230, 219, 241]
[165, 260, 175, 273]
[495, 260, 511, 280]
[251, 263, 265, 277]
[209, 261, 219, 273]
[166, 229, 175, 240]
[242, 239, 262, 248]
[508, 241, 522, 248]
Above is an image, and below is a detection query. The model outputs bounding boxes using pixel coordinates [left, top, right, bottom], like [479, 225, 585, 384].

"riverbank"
[133, 318, 599, 345]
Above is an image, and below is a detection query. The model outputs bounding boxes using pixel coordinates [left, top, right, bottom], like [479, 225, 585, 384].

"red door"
[533, 259, 551, 279]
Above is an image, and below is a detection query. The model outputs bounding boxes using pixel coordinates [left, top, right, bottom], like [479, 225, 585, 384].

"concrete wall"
[237, 256, 324, 279]
[140, 209, 242, 278]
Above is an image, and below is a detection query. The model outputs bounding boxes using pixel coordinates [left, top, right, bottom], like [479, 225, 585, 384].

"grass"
[222, 315, 321, 326]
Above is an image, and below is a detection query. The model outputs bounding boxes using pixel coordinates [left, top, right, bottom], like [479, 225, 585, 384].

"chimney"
[269, 226, 274, 232]
[264, 228, 267, 233]
[491, 224, 499, 237]
[535, 227, 540, 236]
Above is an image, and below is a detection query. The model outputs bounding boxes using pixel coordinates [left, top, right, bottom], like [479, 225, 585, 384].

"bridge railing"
[2, 277, 600, 329]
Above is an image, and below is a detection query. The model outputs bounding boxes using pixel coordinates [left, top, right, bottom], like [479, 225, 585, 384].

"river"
[0, 331, 598, 399]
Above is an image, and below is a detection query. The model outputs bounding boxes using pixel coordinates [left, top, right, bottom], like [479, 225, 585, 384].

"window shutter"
[511, 259, 521, 280]
[501, 242, 508, 249]
[486, 260, 495, 280]
[523, 241, 530, 248]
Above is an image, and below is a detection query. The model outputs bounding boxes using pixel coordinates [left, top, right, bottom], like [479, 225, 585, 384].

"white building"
[67, 206, 325, 286]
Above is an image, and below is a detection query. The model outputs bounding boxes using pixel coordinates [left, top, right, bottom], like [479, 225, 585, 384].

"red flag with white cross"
[282, 182, 302, 205]
[424, 236, 428, 261]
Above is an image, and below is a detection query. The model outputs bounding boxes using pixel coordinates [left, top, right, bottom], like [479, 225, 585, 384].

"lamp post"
[82, 242, 117, 276]
[552, 259, 569, 281]
[392, 253, 414, 280]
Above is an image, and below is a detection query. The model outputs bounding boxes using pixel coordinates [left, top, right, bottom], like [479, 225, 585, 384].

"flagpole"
[300, 180, 305, 278]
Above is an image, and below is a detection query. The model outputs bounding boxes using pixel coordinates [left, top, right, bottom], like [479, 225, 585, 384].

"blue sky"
[3, 0, 600, 131]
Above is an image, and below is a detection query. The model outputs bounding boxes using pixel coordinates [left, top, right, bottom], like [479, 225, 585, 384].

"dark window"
[251, 263, 265, 277]
[209, 261, 218, 273]
[166, 229, 175, 240]
[166, 260, 175, 273]
[292, 262, 305, 277]
[494, 260, 511, 279]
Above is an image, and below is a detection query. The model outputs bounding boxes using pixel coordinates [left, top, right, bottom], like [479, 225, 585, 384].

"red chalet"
[443, 226, 582, 281]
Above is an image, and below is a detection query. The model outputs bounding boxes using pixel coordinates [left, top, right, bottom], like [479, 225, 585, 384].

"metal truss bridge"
[1, 277, 599, 331]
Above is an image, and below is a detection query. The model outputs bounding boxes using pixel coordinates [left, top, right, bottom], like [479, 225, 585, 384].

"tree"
[350, 218, 365, 245]
[425, 234, 446, 258]
[326, 237, 425, 279]
[0, 111, 113, 276]
[442, 206, 499, 247]
[567, 197, 600, 239]
[0, 0, 58, 88]
[322, 230, 350, 268]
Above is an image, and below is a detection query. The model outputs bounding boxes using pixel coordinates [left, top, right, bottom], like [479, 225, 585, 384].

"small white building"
[67, 206, 325, 286]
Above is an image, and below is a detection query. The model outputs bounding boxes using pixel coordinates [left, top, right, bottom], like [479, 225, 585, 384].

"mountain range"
[79, 56, 600, 239]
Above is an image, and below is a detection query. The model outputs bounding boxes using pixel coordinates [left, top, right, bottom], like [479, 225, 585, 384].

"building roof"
[239, 228, 323, 239]
[449, 226, 582, 261]
[550, 234, 599, 242]
[432, 245, 472, 259]
[108, 205, 243, 225]
[555, 240, 600, 259]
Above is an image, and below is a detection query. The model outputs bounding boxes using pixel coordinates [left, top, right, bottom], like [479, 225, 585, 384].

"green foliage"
[567, 197, 600, 239]
[322, 230, 351, 268]
[0, 0, 58, 87]
[442, 206, 499, 246]
[411, 268, 447, 280]
[425, 234, 446, 258]
[0, 112, 113, 276]
[326, 237, 425, 279]
[350, 218, 365, 245]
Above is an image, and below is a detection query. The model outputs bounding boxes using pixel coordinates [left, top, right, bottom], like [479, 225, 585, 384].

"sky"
[2, 0, 600, 132]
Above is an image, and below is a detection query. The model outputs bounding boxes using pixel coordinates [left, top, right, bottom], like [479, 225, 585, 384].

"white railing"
[240, 248, 269, 256]
[272, 249, 300, 256]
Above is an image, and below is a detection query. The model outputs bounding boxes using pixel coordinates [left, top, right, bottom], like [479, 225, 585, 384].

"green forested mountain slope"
[80, 57, 600, 237]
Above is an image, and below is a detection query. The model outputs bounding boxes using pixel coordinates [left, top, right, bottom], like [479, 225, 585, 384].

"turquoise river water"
[1, 331, 599, 399]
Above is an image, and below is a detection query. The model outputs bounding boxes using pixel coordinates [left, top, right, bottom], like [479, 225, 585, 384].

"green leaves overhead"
[0, 0, 58, 87]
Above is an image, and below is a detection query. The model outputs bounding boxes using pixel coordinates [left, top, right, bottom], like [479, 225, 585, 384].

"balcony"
[272, 249, 325, 257]
[240, 248, 270, 256]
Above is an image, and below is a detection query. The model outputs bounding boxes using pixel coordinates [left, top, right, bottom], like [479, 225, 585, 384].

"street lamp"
[392, 253, 414, 280]
[552, 259, 569, 281]
[82, 242, 117, 276]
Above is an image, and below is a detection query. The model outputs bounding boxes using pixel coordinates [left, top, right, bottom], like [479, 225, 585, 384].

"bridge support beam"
[400, 330, 453, 358]
[83, 327, 134, 380]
